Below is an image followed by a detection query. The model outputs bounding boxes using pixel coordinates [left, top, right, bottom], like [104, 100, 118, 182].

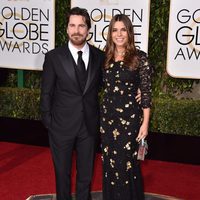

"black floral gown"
[100, 50, 152, 200]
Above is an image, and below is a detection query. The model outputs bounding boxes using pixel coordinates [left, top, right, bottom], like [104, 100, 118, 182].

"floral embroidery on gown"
[100, 50, 152, 200]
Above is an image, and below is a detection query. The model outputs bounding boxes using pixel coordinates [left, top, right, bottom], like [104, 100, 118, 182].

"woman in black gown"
[100, 14, 153, 200]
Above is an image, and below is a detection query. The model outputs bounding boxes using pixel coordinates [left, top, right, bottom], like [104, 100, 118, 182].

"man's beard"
[69, 34, 87, 46]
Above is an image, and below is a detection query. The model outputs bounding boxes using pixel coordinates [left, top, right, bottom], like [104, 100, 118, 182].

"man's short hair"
[66, 7, 91, 29]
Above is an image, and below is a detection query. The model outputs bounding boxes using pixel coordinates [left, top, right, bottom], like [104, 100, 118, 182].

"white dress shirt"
[68, 41, 89, 70]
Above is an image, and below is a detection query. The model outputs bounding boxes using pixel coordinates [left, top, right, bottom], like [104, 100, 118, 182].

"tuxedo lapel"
[83, 47, 98, 94]
[58, 45, 80, 90]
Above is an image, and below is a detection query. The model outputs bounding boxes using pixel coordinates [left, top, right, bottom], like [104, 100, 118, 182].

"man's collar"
[68, 41, 89, 54]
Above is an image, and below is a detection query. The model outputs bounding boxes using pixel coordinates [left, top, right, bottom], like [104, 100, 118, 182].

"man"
[40, 7, 104, 200]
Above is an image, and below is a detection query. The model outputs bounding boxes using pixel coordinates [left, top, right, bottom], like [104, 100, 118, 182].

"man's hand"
[135, 88, 141, 103]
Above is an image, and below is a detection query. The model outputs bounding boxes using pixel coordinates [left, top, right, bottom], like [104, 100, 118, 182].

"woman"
[100, 14, 153, 200]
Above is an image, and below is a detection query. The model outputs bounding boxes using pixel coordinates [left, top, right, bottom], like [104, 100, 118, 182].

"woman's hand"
[136, 123, 148, 142]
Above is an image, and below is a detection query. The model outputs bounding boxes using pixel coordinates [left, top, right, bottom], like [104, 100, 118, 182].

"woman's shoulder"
[136, 49, 154, 74]
[136, 49, 148, 59]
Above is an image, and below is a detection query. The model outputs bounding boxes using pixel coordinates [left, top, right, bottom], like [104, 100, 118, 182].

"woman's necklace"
[115, 50, 125, 56]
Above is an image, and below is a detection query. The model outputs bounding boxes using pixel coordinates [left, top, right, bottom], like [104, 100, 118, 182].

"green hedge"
[0, 87, 199, 136]
[0, 87, 40, 120]
[150, 98, 200, 136]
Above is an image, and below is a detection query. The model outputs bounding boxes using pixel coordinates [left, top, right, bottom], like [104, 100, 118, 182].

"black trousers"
[49, 122, 96, 200]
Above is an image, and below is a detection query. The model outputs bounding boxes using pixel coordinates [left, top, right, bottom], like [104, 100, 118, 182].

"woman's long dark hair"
[105, 14, 139, 70]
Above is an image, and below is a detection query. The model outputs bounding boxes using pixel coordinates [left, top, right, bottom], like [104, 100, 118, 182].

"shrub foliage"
[0, 88, 199, 136]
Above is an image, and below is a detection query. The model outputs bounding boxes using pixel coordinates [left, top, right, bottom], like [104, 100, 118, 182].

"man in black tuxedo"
[40, 7, 104, 200]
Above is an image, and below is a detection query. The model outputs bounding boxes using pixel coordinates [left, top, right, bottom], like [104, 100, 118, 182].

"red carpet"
[0, 142, 200, 200]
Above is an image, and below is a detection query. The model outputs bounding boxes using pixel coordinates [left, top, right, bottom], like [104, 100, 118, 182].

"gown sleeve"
[138, 51, 153, 109]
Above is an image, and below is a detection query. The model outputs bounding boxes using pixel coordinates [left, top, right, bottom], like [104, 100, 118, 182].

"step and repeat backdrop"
[0, 0, 55, 70]
[0, 0, 199, 78]
[167, 0, 200, 79]
[72, 0, 151, 52]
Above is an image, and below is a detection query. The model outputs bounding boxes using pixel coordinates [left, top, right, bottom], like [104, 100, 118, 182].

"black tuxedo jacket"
[40, 43, 105, 138]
